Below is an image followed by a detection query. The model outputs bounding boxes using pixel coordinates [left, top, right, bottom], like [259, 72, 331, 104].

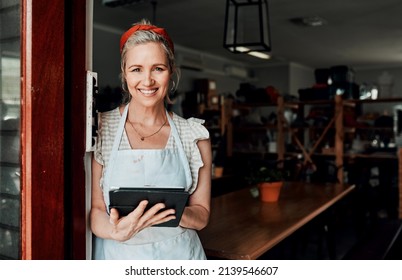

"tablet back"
[109, 188, 189, 227]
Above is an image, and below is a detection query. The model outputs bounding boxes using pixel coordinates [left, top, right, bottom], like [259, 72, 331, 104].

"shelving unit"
[187, 79, 231, 171]
[225, 95, 402, 218]
[225, 99, 278, 157]
[196, 95, 232, 175]
[276, 95, 345, 182]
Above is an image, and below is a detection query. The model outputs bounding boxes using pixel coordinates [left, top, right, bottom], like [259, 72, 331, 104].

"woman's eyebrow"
[127, 63, 141, 68]
[127, 63, 168, 69]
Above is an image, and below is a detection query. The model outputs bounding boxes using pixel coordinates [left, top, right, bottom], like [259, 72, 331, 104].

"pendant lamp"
[223, 0, 272, 55]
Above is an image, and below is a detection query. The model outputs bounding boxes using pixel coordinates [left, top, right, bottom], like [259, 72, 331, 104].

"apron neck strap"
[103, 105, 128, 188]
[166, 112, 193, 189]
[112, 104, 129, 154]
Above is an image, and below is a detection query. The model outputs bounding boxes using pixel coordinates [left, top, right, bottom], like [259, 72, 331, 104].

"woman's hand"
[108, 200, 176, 242]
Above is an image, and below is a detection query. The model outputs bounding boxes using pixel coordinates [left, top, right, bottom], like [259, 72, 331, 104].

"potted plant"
[246, 165, 288, 202]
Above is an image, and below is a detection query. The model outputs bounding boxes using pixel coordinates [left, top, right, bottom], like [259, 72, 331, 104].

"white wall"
[355, 67, 402, 98]
[253, 64, 289, 96]
[93, 24, 122, 87]
[289, 62, 315, 97]
[251, 62, 315, 99]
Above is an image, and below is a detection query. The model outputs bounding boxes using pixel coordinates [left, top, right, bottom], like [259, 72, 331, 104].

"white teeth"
[139, 89, 157, 95]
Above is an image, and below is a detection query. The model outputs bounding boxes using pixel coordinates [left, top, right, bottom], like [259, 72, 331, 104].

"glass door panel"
[0, 0, 21, 259]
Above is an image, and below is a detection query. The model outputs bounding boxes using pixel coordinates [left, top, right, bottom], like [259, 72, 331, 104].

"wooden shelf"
[283, 151, 398, 160]
[344, 152, 398, 160]
[283, 97, 402, 106]
[233, 124, 277, 131]
[343, 97, 402, 104]
[231, 102, 278, 109]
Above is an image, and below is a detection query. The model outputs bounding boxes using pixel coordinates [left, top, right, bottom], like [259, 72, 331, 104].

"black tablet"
[109, 187, 189, 227]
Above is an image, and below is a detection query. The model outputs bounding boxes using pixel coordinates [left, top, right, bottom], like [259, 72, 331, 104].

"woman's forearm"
[90, 207, 114, 240]
[179, 204, 210, 230]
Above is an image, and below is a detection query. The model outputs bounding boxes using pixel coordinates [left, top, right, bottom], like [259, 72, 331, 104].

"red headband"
[120, 24, 174, 54]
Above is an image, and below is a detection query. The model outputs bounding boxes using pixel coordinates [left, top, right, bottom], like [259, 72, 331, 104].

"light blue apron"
[94, 105, 206, 260]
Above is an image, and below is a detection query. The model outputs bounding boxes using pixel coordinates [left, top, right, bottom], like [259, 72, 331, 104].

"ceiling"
[94, 0, 402, 69]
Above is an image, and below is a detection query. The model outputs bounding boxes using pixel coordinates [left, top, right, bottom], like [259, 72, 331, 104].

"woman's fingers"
[151, 210, 177, 226]
[130, 200, 149, 217]
[111, 202, 177, 241]
[142, 205, 176, 226]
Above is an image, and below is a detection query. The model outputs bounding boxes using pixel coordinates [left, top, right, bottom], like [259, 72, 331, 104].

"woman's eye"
[130, 68, 140, 72]
[154, 67, 164, 72]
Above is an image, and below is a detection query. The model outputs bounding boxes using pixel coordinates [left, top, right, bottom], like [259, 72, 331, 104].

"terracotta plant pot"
[258, 181, 283, 202]
[214, 166, 224, 178]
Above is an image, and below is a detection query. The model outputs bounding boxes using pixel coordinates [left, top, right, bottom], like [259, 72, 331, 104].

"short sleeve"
[93, 108, 124, 167]
[94, 118, 104, 166]
[173, 114, 210, 194]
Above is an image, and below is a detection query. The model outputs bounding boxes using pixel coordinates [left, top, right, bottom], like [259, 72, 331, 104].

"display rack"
[225, 95, 402, 217]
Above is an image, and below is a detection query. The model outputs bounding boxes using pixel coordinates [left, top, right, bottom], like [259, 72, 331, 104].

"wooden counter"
[198, 181, 355, 260]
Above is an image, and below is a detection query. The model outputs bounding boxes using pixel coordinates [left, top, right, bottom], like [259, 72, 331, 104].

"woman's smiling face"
[124, 42, 171, 107]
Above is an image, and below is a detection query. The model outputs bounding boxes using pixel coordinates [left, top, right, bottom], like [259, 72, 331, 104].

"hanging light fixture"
[223, 0, 272, 59]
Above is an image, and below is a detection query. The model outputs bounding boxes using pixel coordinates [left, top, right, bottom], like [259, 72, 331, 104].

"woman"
[90, 19, 212, 260]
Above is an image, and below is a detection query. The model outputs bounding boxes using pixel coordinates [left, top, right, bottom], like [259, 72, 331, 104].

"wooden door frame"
[21, 0, 87, 259]
[66, 0, 88, 260]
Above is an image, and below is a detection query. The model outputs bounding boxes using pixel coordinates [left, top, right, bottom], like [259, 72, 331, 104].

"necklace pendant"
[127, 110, 167, 142]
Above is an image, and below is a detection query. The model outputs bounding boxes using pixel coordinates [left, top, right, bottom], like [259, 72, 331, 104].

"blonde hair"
[120, 19, 180, 104]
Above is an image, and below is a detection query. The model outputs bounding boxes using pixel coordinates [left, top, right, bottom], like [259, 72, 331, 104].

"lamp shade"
[223, 0, 272, 54]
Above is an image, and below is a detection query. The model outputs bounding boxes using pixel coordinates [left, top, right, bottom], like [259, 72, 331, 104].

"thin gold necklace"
[128, 115, 168, 141]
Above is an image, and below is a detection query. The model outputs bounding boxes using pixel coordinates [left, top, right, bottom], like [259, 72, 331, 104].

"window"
[0, 0, 21, 259]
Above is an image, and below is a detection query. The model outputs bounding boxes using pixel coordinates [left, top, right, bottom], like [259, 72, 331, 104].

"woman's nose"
[142, 71, 154, 86]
